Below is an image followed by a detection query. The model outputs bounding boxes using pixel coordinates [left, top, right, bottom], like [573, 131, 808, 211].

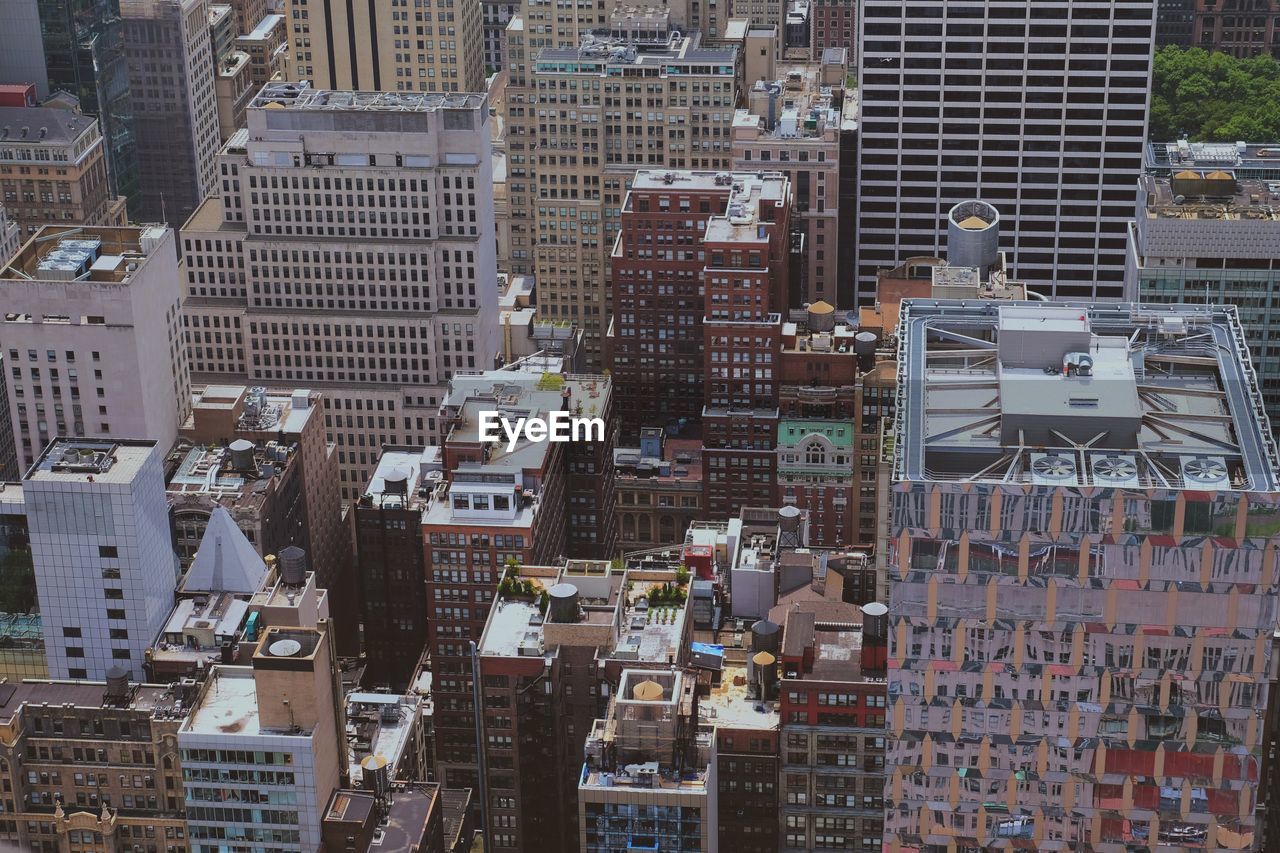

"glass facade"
[37, 0, 139, 208]
[582, 802, 703, 852]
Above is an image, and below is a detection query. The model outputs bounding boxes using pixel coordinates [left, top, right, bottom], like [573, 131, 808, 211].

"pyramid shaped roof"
[180, 506, 269, 594]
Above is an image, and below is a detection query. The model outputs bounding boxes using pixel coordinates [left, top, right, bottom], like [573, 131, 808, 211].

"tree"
[1151, 46, 1280, 142]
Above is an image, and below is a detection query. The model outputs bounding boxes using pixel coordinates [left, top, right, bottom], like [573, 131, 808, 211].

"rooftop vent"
[1181, 455, 1229, 490]
[1029, 453, 1077, 486]
[1089, 453, 1140, 489]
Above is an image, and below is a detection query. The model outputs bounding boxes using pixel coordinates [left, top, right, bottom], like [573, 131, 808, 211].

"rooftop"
[0, 107, 98, 147]
[699, 664, 779, 731]
[1147, 139, 1280, 172]
[736, 62, 850, 140]
[613, 436, 702, 484]
[537, 32, 736, 70]
[1140, 172, 1280, 221]
[894, 302, 1280, 490]
[240, 12, 284, 40]
[0, 678, 182, 722]
[704, 173, 791, 244]
[25, 439, 156, 485]
[154, 593, 250, 665]
[165, 441, 297, 516]
[778, 420, 853, 449]
[346, 693, 419, 784]
[183, 666, 261, 735]
[360, 445, 442, 510]
[250, 82, 486, 112]
[2, 227, 170, 284]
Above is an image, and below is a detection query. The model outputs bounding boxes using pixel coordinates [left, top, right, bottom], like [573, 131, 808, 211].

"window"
[99, 545, 119, 558]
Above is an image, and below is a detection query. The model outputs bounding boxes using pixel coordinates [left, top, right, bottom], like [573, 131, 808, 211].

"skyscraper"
[885, 301, 1280, 850]
[25, 438, 176, 681]
[120, 0, 221, 225]
[37, 0, 141, 208]
[284, 0, 484, 93]
[854, 1, 1155, 303]
[180, 82, 500, 501]
[0, 226, 191, 472]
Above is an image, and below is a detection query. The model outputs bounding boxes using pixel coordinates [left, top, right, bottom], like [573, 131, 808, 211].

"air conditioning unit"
[1029, 452, 1078, 486]
[1180, 455, 1230, 490]
[1089, 453, 1140, 489]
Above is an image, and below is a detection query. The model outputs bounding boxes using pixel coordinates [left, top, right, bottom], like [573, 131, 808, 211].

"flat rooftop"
[537, 33, 735, 70]
[0, 679, 178, 722]
[895, 302, 1280, 491]
[250, 82, 486, 112]
[1, 227, 170, 284]
[1147, 139, 1280, 172]
[1140, 173, 1280, 221]
[699, 664, 778, 731]
[241, 12, 283, 40]
[362, 445, 441, 510]
[183, 666, 261, 736]
[26, 439, 156, 484]
[704, 174, 791, 244]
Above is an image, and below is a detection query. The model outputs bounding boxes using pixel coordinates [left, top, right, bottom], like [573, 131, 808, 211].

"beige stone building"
[730, 50, 855, 305]
[214, 49, 254, 141]
[285, 0, 484, 93]
[180, 82, 500, 502]
[503, 29, 741, 365]
[0, 107, 127, 241]
[236, 13, 289, 87]
[0, 677, 191, 853]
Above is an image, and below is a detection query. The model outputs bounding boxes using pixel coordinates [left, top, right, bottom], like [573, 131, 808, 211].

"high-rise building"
[808, 0, 854, 59]
[120, 0, 221, 226]
[166, 384, 355, 647]
[1126, 166, 1280, 428]
[579, 668, 717, 852]
[0, 0, 51, 98]
[705, 653, 780, 853]
[482, 0, 517, 71]
[0, 105, 129, 240]
[0, 226, 191, 473]
[503, 29, 741, 365]
[1156, 0, 1194, 48]
[354, 445, 442, 690]
[179, 82, 500, 502]
[612, 428, 703, 550]
[476, 559, 692, 852]
[425, 363, 616, 790]
[0, 675, 191, 850]
[777, 602, 888, 852]
[885, 301, 1280, 850]
[180, 623, 347, 852]
[234, 13, 288, 88]
[854, 1, 1155, 303]
[25, 438, 176, 681]
[37, 0, 141, 207]
[1184, 1, 1280, 57]
[284, 0, 484, 93]
[730, 51, 856, 306]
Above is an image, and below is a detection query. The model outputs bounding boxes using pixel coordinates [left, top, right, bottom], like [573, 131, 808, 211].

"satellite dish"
[268, 639, 302, 657]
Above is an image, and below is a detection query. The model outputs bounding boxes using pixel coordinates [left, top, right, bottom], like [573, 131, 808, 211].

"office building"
[213, 41, 254, 143]
[1125, 168, 1280, 427]
[354, 445, 442, 689]
[180, 623, 347, 851]
[25, 438, 175, 681]
[225, 0, 264, 34]
[477, 559, 692, 851]
[426, 363, 616, 790]
[703, 654, 780, 853]
[170, 384, 352, 646]
[0, 226, 191, 472]
[284, 0, 484, 93]
[777, 602, 887, 851]
[885, 302, 1280, 849]
[1183, 1, 1280, 57]
[36, 0, 141, 207]
[503, 30, 741, 365]
[0, 1, 50, 98]
[854, 1, 1155, 303]
[0, 106, 128, 240]
[730, 52, 856, 305]
[121, 0, 221, 226]
[482, 0, 517, 71]
[180, 82, 501, 502]
[613, 428, 703, 550]
[809, 0, 855, 59]
[579, 668, 717, 852]
[0, 675, 190, 851]
[701, 172, 793, 519]
[235, 13, 288, 87]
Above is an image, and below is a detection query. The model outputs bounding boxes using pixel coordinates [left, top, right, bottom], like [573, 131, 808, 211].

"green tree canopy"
[1152, 46, 1280, 141]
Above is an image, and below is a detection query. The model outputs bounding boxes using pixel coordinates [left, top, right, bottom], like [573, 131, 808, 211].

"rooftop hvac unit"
[1029, 453, 1078, 487]
[1089, 453, 1140, 489]
[1180, 455, 1230, 490]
